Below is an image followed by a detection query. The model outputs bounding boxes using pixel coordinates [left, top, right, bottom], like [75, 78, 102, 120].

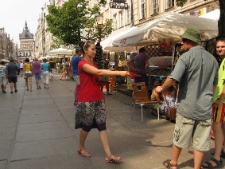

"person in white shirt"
[20, 62, 24, 77]
[0, 61, 7, 93]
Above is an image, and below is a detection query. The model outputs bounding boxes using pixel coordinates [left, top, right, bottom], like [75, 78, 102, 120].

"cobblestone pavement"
[0, 73, 222, 169]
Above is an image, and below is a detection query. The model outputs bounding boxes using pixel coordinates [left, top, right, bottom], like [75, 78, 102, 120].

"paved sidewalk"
[0, 74, 220, 169]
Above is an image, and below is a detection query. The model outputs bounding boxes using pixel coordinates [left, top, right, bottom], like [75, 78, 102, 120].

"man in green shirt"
[202, 37, 225, 168]
[155, 28, 218, 169]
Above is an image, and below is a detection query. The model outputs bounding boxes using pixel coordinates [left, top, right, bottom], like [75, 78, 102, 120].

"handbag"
[165, 96, 176, 122]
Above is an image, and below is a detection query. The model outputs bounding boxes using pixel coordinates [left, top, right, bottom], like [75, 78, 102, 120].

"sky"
[0, 0, 48, 44]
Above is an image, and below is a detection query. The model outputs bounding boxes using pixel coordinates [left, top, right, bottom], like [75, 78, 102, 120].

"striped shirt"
[0, 65, 6, 78]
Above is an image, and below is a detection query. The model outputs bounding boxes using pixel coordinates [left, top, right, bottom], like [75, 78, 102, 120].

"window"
[152, 0, 159, 14]
[140, 0, 146, 19]
[127, 7, 131, 24]
[113, 15, 117, 30]
[120, 11, 124, 27]
[166, 0, 174, 9]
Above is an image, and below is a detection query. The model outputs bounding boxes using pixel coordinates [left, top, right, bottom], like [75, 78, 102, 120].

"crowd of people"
[0, 57, 57, 93]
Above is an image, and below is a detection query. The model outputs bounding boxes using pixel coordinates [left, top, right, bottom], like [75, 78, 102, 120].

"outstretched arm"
[82, 63, 129, 77]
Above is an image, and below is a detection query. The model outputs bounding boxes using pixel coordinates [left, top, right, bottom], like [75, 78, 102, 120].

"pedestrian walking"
[71, 48, 82, 105]
[155, 28, 218, 169]
[201, 37, 225, 168]
[23, 58, 33, 92]
[0, 61, 8, 93]
[5, 58, 18, 93]
[49, 58, 56, 81]
[19, 61, 24, 77]
[41, 58, 50, 89]
[75, 41, 129, 162]
[33, 58, 42, 90]
[16, 60, 20, 75]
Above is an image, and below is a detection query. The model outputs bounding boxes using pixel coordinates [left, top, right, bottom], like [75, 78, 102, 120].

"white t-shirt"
[20, 63, 23, 68]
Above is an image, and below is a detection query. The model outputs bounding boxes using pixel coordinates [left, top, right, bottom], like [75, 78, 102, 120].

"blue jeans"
[134, 71, 148, 86]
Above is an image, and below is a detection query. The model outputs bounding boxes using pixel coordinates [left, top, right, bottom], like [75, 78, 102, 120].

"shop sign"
[190, 7, 206, 17]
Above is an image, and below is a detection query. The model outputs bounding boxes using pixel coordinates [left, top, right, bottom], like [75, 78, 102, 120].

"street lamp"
[96, 13, 103, 42]
[95, 13, 103, 69]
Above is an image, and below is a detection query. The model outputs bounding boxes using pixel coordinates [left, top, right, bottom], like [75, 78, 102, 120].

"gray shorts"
[73, 75, 80, 85]
[173, 113, 212, 151]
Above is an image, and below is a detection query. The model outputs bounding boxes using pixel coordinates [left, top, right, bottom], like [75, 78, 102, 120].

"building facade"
[102, 0, 219, 39]
[19, 21, 34, 58]
[0, 28, 15, 60]
[33, 0, 219, 57]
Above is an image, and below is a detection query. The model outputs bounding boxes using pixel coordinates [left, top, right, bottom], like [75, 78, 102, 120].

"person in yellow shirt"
[23, 58, 33, 91]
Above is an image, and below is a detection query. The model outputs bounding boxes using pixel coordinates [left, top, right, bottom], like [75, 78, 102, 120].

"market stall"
[110, 12, 219, 91]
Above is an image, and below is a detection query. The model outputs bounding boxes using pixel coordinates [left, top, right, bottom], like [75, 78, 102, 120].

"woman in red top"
[75, 41, 129, 163]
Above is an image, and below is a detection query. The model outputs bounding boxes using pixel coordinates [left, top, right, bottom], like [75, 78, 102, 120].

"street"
[0, 74, 219, 169]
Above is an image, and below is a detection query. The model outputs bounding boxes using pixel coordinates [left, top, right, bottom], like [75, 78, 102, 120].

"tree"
[176, 0, 225, 37]
[46, 0, 113, 45]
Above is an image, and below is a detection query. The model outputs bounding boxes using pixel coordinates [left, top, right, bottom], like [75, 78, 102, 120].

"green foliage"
[46, 0, 113, 46]
[176, 0, 187, 7]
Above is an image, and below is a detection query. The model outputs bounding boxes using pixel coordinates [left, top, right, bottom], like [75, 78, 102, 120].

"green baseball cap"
[180, 28, 201, 44]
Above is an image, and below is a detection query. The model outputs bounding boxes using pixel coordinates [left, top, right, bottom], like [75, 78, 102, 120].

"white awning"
[112, 12, 218, 47]
[199, 9, 220, 20]
[101, 26, 138, 49]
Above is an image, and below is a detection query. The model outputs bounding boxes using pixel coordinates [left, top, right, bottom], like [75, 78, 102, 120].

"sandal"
[211, 150, 225, 159]
[105, 155, 121, 163]
[77, 148, 91, 157]
[201, 157, 223, 168]
[163, 159, 178, 169]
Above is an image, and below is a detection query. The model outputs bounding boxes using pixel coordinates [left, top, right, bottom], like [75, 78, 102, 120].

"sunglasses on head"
[83, 40, 90, 47]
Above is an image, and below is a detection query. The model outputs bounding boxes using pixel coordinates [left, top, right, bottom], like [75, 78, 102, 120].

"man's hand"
[155, 86, 163, 93]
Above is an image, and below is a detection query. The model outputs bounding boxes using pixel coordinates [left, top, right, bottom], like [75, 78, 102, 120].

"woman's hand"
[118, 71, 129, 77]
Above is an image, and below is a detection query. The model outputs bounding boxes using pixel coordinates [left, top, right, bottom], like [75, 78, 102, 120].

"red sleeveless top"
[78, 59, 103, 102]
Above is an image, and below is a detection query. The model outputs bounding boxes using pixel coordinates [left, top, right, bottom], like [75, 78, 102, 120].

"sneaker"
[15, 90, 17, 93]
[2, 91, 6, 93]
[107, 93, 112, 95]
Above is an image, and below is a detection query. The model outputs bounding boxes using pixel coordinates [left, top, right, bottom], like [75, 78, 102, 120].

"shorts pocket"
[200, 119, 212, 126]
[182, 117, 195, 125]
[173, 126, 180, 141]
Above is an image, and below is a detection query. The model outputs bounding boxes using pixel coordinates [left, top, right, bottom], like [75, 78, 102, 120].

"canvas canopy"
[48, 47, 74, 55]
[112, 12, 218, 47]
[101, 26, 137, 49]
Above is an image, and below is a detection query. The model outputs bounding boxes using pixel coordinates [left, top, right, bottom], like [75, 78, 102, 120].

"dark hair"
[216, 37, 225, 44]
[25, 58, 29, 62]
[152, 80, 161, 89]
[43, 58, 47, 62]
[75, 48, 81, 54]
[0, 61, 5, 65]
[10, 58, 14, 62]
[79, 41, 94, 54]
[139, 47, 146, 53]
